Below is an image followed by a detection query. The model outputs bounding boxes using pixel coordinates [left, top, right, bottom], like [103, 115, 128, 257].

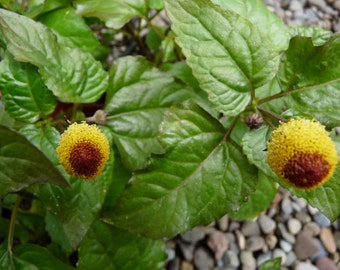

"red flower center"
[69, 141, 104, 178]
[283, 152, 331, 189]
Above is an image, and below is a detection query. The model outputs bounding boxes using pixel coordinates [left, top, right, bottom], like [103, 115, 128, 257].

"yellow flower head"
[267, 118, 338, 189]
[56, 122, 110, 180]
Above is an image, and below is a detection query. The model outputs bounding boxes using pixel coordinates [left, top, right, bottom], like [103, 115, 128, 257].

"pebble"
[303, 222, 321, 237]
[265, 234, 278, 250]
[240, 251, 256, 270]
[294, 231, 320, 260]
[281, 197, 293, 215]
[256, 252, 272, 267]
[194, 247, 215, 270]
[273, 248, 287, 265]
[181, 261, 194, 270]
[334, 231, 340, 250]
[246, 236, 265, 252]
[287, 218, 302, 235]
[207, 231, 229, 259]
[179, 243, 195, 261]
[241, 221, 260, 237]
[217, 215, 229, 231]
[285, 251, 297, 267]
[295, 262, 319, 270]
[296, 211, 312, 224]
[314, 212, 331, 227]
[316, 257, 338, 270]
[280, 239, 293, 253]
[278, 223, 296, 244]
[259, 215, 276, 234]
[181, 228, 205, 244]
[223, 250, 240, 269]
[235, 230, 245, 250]
[320, 227, 337, 253]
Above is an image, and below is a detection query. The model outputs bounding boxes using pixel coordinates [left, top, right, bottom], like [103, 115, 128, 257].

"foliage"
[0, 0, 339, 269]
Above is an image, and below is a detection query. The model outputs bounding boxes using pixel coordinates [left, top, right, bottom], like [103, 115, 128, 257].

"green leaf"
[0, 125, 68, 197]
[0, 8, 108, 103]
[277, 35, 340, 127]
[103, 102, 257, 238]
[0, 53, 57, 123]
[78, 221, 166, 270]
[149, 0, 164, 10]
[104, 56, 191, 170]
[289, 25, 332, 46]
[14, 244, 74, 270]
[164, 0, 280, 116]
[38, 135, 114, 249]
[38, 6, 101, 52]
[212, 0, 290, 51]
[229, 171, 277, 220]
[0, 107, 16, 128]
[258, 257, 281, 270]
[74, 0, 148, 29]
[19, 125, 61, 165]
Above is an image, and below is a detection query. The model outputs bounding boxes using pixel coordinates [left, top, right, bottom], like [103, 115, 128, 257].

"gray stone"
[241, 221, 260, 237]
[257, 252, 272, 267]
[280, 239, 293, 253]
[314, 212, 331, 227]
[287, 218, 302, 235]
[223, 250, 240, 268]
[278, 223, 296, 244]
[246, 236, 265, 252]
[334, 0, 340, 10]
[181, 227, 205, 244]
[285, 251, 297, 267]
[290, 0, 304, 11]
[273, 248, 287, 265]
[303, 222, 320, 237]
[295, 262, 319, 270]
[281, 198, 293, 215]
[294, 231, 320, 260]
[179, 243, 195, 261]
[218, 215, 229, 231]
[240, 251, 256, 270]
[309, 0, 327, 10]
[194, 247, 215, 270]
[259, 215, 276, 234]
[296, 211, 312, 224]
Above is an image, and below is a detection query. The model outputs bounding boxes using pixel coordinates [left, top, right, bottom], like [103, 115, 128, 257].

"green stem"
[8, 195, 23, 270]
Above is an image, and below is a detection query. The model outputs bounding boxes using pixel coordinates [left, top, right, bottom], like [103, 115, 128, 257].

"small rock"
[294, 231, 321, 260]
[194, 247, 215, 270]
[287, 218, 302, 235]
[320, 227, 337, 253]
[181, 261, 194, 270]
[334, 231, 340, 250]
[334, 0, 340, 10]
[316, 257, 337, 270]
[217, 215, 229, 231]
[223, 250, 240, 268]
[259, 215, 276, 234]
[314, 212, 331, 227]
[240, 251, 256, 270]
[280, 239, 293, 253]
[285, 251, 297, 267]
[229, 221, 240, 232]
[295, 261, 319, 270]
[235, 230, 246, 250]
[246, 236, 265, 252]
[273, 248, 287, 265]
[179, 243, 195, 261]
[296, 211, 312, 224]
[309, 0, 327, 10]
[257, 252, 272, 267]
[303, 222, 321, 237]
[281, 197, 293, 215]
[207, 231, 229, 260]
[181, 228, 205, 244]
[290, 0, 304, 11]
[241, 221, 261, 237]
[168, 257, 181, 270]
[311, 239, 327, 261]
[265, 234, 278, 250]
[278, 223, 296, 244]
[167, 248, 176, 262]
[225, 233, 239, 254]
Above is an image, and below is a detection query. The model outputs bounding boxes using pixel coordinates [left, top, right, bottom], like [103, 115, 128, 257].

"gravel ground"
[165, 1, 340, 270]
